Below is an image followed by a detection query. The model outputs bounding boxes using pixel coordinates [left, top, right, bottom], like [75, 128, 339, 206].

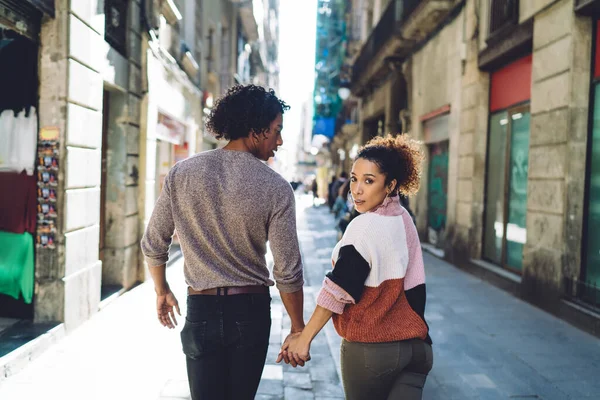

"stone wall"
[35, 0, 104, 329]
[101, 0, 143, 291]
[409, 8, 464, 247]
[448, 0, 490, 261]
[522, 0, 592, 304]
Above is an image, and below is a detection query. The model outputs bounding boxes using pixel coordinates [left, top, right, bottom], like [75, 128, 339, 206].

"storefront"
[422, 109, 450, 247]
[582, 19, 600, 303]
[0, 0, 54, 320]
[482, 55, 532, 274]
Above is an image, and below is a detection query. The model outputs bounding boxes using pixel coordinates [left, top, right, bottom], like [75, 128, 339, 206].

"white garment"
[0, 107, 37, 175]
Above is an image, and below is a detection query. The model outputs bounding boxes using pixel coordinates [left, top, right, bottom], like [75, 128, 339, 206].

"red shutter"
[490, 55, 532, 112]
[595, 20, 600, 79]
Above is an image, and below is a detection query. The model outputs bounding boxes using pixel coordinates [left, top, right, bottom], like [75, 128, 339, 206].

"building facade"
[338, 0, 600, 335]
[0, 0, 271, 337]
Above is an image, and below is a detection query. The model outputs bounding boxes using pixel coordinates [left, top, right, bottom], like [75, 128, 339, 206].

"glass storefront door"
[584, 84, 600, 290]
[427, 141, 449, 247]
[483, 106, 530, 272]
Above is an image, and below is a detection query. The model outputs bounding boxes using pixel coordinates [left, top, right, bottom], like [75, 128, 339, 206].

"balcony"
[351, 0, 456, 95]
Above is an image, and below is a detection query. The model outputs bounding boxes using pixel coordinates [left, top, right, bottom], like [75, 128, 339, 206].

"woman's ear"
[389, 179, 398, 194]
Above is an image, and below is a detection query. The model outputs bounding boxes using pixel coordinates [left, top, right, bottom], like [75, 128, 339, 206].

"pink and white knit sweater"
[316, 196, 431, 344]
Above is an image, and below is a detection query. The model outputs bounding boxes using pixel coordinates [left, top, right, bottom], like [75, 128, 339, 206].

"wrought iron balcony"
[352, 0, 422, 85]
[488, 0, 519, 41]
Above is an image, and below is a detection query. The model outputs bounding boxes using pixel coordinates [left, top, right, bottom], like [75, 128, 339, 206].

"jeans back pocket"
[181, 320, 207, 360]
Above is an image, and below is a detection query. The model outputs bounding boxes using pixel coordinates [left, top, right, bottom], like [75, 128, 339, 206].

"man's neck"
[223, 138, 252, 153]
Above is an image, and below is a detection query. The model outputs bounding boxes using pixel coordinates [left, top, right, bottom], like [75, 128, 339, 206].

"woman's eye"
[350, 177, 357, 182]
[365, 179, 373, 184]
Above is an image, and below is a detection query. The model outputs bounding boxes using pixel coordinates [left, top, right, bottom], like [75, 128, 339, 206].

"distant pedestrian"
[327, 176, 338, 209]
[311, 178, 319, 206]
[141, 84, 306, 400]
[278, 134, 432, 400]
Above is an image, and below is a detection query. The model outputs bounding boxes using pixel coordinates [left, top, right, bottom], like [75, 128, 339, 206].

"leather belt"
[188, 285, 269, 296]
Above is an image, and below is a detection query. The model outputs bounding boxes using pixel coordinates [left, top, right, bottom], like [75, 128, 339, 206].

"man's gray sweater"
[141, 148, 304, 293]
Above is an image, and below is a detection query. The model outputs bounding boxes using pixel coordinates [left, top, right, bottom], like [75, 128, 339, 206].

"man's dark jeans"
[181, 293, 272, 400]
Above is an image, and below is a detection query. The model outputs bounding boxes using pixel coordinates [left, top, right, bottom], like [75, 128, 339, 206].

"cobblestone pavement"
[1, 195, 600, 399]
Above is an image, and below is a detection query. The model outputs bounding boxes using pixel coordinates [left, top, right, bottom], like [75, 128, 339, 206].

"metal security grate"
[489, 0, 519, 39]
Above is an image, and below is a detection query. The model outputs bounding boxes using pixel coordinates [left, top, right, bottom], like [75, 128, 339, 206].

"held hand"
[276, 332, 307, 367]
[286, 335, 312, 365]
[156, 289, 181, 329]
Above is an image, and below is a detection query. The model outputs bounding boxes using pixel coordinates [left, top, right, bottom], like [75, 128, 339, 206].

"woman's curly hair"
[206, 85, 290, 140]
[356, 134, 424, 196]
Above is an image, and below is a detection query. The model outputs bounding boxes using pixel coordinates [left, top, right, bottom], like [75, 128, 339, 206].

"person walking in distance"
[141, 85, 306, 400]
[279, 134, 433, 400]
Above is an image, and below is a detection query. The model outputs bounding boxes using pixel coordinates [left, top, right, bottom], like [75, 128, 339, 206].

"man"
[141, 85, 306, 400]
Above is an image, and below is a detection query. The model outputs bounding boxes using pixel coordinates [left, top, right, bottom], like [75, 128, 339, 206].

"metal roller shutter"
[0, 0, 42, 40]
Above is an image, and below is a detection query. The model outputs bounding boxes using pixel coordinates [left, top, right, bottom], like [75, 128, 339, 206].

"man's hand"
[276, 332, 311, 367]
[156, 289, 181, 329]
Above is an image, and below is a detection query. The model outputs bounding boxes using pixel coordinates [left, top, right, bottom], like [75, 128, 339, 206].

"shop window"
[583, 84, 600, 298]
[578, 20, 600, 307]
[483, 106, 530, 272]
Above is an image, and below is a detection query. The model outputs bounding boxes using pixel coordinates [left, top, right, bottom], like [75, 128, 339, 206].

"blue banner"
[313, 117, 335, 139]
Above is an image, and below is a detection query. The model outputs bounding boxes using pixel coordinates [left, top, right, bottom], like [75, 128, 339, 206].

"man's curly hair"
[206, 85, 290, 140]
[357, 134, 424, 196]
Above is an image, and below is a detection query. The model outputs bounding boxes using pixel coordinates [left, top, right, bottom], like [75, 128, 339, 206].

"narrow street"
[0, 195, 599, 399]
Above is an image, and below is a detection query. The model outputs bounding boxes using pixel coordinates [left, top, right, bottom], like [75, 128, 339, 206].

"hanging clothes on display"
[0, 107, 38, 174]
[0, 171, 37, 234]
[0, 231, 34, 304]
[0, 28, 40, 310]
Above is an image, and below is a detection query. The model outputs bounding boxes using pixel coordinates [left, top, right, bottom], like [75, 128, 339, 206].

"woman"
[280, 134, 433, 400]
[141, 85, 306, 400]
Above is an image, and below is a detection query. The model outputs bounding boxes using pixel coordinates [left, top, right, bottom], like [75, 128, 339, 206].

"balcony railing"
[488, 0, 519, 40]
[352, 0, 422, 85]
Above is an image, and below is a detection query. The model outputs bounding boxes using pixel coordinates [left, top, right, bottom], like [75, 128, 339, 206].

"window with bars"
[489, 0, 519, 39]
[105, 0, 128, 56]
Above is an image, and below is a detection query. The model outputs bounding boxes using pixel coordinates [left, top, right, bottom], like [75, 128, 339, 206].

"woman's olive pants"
[340, 338, 433, 400]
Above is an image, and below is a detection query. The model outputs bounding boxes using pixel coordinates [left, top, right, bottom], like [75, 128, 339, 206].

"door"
[483, 106, 530, 272]
[427, 141, 449, 246]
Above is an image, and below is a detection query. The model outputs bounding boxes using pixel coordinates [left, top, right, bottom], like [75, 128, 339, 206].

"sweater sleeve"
[402, 212, 426, 317]
[316, 216, 371, 314]
[140, 170, 175, 267]
[268, 182, 304, 293]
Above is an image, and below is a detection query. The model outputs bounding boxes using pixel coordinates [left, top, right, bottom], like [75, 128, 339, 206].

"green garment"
[0, 231, 34, 304]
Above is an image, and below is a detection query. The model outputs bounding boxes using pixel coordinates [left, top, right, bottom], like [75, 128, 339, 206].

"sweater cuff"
[317, 288, 346, 314]
[145, 254, 169, 267]
[275, 279, 305, 293]
[316, 278, 356, 314]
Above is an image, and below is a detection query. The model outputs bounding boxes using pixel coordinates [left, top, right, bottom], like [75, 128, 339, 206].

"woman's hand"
[285, 334, 312, 365]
